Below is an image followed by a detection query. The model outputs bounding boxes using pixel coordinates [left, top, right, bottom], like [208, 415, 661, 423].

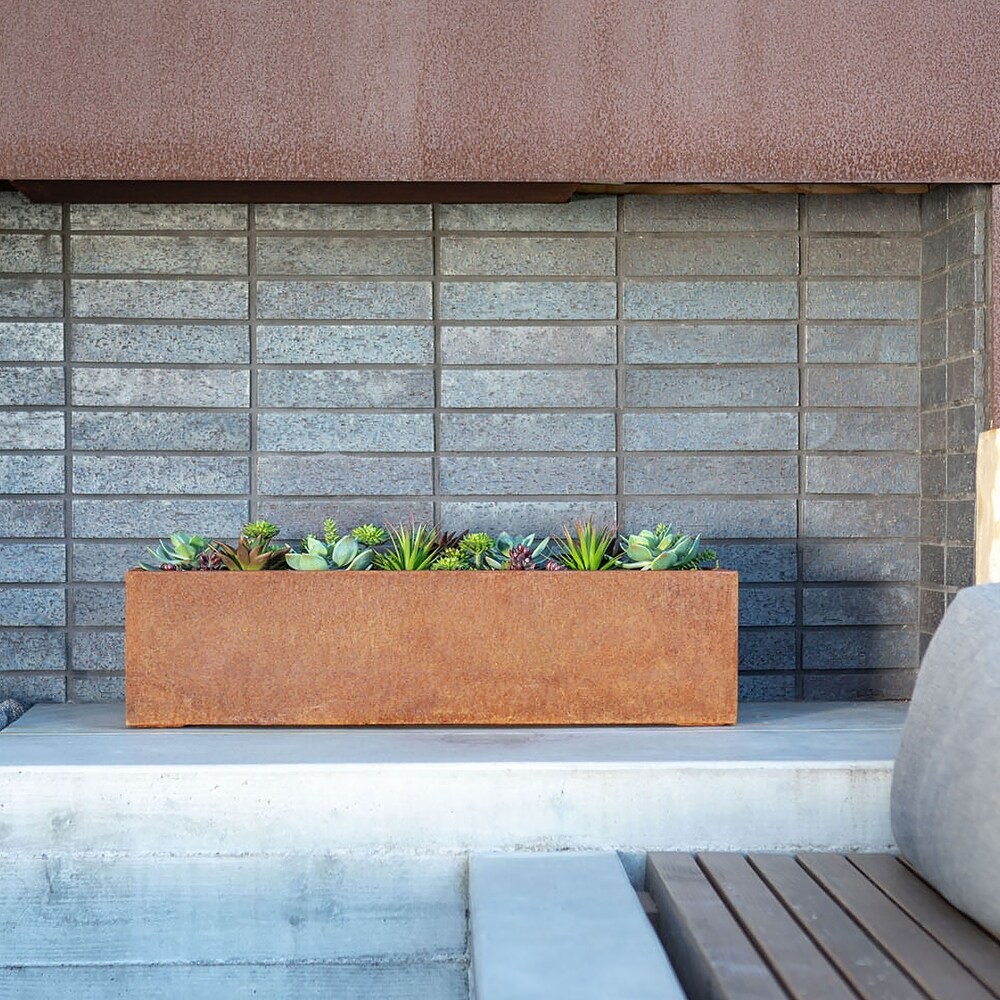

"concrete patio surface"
[0, 701, 905, 855]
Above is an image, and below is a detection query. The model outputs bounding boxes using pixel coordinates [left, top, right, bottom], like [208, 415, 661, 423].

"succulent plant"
[323, 518, 340, 545]
[140, 532, 212, 570]
[458, 532, 494, 570]
[242, 519, 281, 547]
[554, 520, 618, 571]
[485, 533, 552, 570]
[617, 524, 718, 570]
[286, 534, 375, 571]
[430, 547, 468, 571]
[504, 544, 537, 570]
[351, 523, 388, 547]
[376, 523, 443, 571]
[211, 536, 290, 572]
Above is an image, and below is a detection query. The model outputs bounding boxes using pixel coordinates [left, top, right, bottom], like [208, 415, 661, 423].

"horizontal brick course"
[621, 236, 797, 276]
[439, 456, 616, 496]
[72, 368, 249, 408]
[625, 367, 798, 407]
[257, 412, 434, 453]
[624, 411, 799, 451]
[439, 412, 615, 452]
[0, 322, 63, 361]
[71, 204, 247, 231]
[0, 455, 65, 494]
[0, 411, 65, 450]
[0, 279, 63, 317]
[72, 456, 249, 495]
[258, 369, 433, 409]
[71, 323, 251, 364]
[71, 411, 250, 452]
[0, 193, 61, 230]
[439, 281, 616, 320]
[804, 324, 918, 364]
[438, 199, 616, 232]
[257, 455, 433, 496]
[623, 323, 798, 364]
[71, 235, 248, 275]
[256, 324, 434, 365]
[0, 631, 66, 671]
[0, 233, 62, 273]
[0, 543, 66, 583]
[439, 237, 615, 276]
[623, 279, 798, 320]
[72, 279, 248, 319]
[254, 203, 431, 231]
[440, 325, 616, 365]
[256, 280, 431, 320]
[624, 455, 798, 495]
[441, 368, 615, 409]
[623, 194, 797, 232]
[256, 236, 432, 276]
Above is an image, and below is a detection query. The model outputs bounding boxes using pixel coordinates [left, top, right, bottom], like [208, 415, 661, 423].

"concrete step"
[470, 852, 684, 1000]
[0, 702, 904, 855]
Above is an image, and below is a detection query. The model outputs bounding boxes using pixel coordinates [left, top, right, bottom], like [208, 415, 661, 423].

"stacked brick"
[0, 189, 987, 702]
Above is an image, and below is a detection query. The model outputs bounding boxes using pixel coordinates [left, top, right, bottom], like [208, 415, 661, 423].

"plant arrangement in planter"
[126, 516, 736, 729]
[138, 518, 720, 574]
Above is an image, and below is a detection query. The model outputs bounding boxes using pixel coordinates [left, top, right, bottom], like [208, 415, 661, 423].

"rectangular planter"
[125, 569, 738, 727]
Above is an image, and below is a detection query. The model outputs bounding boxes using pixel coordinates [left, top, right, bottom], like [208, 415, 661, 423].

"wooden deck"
[644, 853, 1000, 1000]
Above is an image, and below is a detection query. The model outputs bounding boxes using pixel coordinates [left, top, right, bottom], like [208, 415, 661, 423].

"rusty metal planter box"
[124, 569, 738, 728]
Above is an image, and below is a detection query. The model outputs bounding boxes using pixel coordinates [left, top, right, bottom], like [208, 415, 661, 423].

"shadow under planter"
[124, 570, 738, 728]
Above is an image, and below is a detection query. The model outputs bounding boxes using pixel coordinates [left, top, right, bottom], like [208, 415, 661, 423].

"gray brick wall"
[0, 189, 987, 704]
[919, 186, 991, 652]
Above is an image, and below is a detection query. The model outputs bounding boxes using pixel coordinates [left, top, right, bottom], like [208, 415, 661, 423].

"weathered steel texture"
[124, 570, 739, 727]
[2, 1, 1000, 185]
[992, 187, 1000, 427]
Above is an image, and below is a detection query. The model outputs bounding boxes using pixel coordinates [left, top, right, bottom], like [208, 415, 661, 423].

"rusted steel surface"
[2, 1, 1000, 185]
[992, 187, 1000, 428]
[124, 570, 739, 728]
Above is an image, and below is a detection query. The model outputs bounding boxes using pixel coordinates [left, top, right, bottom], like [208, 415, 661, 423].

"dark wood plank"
[748, 853, 925, 1000]
[646, 852, 788, 1000]
[799, 854, 993, 1000]
[848, 855, 1000, 997]
[698, 853, 859, 1000]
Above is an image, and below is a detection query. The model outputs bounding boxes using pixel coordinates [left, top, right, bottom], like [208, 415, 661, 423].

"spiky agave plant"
[375, 522, 444, 571]
[140, 532, 212, 570]
[210, 535, 290, 571]
[617, 524, 717, 570]
[554, 519, 618, 571]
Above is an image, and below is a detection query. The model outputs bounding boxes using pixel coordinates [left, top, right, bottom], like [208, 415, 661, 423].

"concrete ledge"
[470, 852, 683, 1000]
[0, 703, 904, 855]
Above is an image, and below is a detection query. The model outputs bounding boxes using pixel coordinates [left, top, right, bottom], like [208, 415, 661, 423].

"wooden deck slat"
[646, 852, 788, 1000]
[748, 853, 925, 1000]
[848, 854, 1000, 997]
[798, 854, 994, 1000]
[697, 853, 859, 1000]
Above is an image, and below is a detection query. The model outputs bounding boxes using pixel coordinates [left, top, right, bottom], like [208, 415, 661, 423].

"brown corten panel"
[992, 186, 1000, 428]
[3, 0, 1000, 185]
[124, 571, 738, 728]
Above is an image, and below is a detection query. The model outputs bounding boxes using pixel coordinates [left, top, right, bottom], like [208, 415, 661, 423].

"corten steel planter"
[124, 569, 738, 728]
